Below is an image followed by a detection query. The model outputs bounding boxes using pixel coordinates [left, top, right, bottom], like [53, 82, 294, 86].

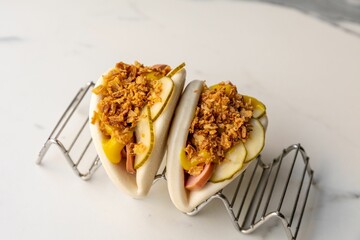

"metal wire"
[187, 144, 314, 240]
[36, 82, 314, 240]
[36, 82, 101, 180]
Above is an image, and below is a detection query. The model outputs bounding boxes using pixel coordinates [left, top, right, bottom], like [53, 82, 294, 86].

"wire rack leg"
[36, 82, 101, 180]
[186, 144, 314, 240]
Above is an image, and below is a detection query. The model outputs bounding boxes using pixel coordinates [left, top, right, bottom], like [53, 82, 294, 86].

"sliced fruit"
[149, 76, 174, 121]
[134, 106, 154, 169]
[244, 118, 265, 163]
[243, 95, 266, 119]
[144, 71, 162, 81]
[186, 163, 214, 190]
[209, 142, 247, 183]
[167, 62, 185, 78]
[209, 83, 232, 95]
[102, 137, 125, 164]
[259, 114, 268, 131]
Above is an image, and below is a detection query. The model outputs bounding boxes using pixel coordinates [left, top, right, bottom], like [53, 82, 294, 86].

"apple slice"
[150, 76, 174, 121]
[134, 106, 154, 169]
[209, 142, 247, 183]
[243, 95, 266, 119]
[244, 118, 265, 163]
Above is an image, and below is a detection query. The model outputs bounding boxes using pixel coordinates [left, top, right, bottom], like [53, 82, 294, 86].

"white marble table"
[1, 0, 360, 239]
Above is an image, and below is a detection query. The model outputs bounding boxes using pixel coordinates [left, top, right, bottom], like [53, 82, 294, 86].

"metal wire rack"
[36, 82, 101, 180]
[187, 145, 313, 240]
[37, 82, 314, 240]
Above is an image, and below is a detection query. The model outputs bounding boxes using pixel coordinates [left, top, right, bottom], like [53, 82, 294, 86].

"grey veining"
[328, 191, 360, 201]
[0, 36, 23, 43]
[118, 1, 149, 21]
[253, 0, 360, 23]
[249, 0, 360, 36]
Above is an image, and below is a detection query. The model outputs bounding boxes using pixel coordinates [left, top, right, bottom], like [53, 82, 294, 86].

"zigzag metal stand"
[37, 82, 314, 240]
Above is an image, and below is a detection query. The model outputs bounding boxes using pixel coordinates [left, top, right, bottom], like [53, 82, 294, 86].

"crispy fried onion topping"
[91, 61, 171, 144]
[185, 82, 253, 176]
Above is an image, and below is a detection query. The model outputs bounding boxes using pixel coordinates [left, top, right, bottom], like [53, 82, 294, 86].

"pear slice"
[243, 95, 266, 119]
[259, 114, 268, 131]
[209, 142, 247, 183]
[134, 106, 154, 169]
[150, 76, 174, 121]
[167, 62, 185, 78]
[244, 118, 265, 163]
[209, 83, 232, 95]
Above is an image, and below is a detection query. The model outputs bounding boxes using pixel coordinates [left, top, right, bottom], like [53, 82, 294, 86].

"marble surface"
[1, 0, 360, 239]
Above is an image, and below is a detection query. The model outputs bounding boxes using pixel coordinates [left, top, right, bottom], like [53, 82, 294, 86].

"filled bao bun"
[89, 63, 186, 198]
[166, 80, 268, 213]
